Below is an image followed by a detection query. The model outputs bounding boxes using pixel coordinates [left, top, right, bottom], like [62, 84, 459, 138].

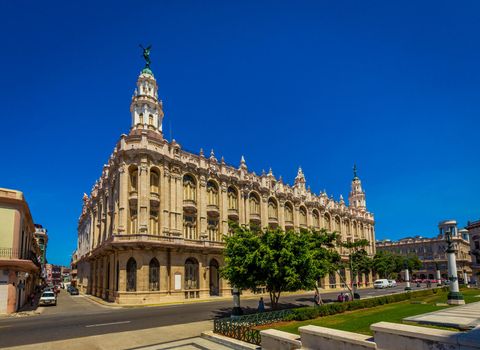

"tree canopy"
[372, 251, 422, 278]
[221, 224, 340, 308]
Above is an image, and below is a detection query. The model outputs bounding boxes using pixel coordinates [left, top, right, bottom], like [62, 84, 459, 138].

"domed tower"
[130, 46, 164, 133]
[348, 164, 366, 211]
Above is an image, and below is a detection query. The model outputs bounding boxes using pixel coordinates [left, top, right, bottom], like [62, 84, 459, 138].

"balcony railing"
[0, 248, 22, 259]
[0, 248, 41, 268]
[110, 234, 225, 249]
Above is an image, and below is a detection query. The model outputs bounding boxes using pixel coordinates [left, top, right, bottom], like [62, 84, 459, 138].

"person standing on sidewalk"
[257, 297, 265, 312]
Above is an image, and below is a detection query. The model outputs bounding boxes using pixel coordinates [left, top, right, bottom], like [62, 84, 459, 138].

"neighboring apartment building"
[376, 220, 472, 282]
[74, 57, 376, 305]
[466, 219, 480, 283]
[0, 188, 41, 314]
[33, 224, 48, 280]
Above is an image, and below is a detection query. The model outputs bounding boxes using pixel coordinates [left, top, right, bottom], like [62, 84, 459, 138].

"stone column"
[447, 239, 464, 305]
[306, 209, 312, 228]
[293, 205, 299, 231]
[198, 175, 207, 239]
[162, 166, 170, 235]
[102, 257, 108, 299]
[174, 172, 183, 235]
[118, 164, 128, 234]
[278, 200, 285, 230]
[138, 160, 149, 233]
[220, 182, 228, 235]
[243, 190, 250, 226]
[405, 268, 411, 290]
[261, 195, 268, 229]
[237, 188, 244, 225]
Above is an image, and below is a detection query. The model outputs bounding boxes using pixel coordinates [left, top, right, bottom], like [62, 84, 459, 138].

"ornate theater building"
[74, 58, 376, 304]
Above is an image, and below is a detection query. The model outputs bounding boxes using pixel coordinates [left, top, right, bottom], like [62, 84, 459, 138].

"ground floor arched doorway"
[209, 259, 220, 296]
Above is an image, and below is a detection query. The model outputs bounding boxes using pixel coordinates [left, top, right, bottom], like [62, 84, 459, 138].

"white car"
[39, 291, 57, 306]
[373, 279, 389, 289]
[387, 279, 397, 287]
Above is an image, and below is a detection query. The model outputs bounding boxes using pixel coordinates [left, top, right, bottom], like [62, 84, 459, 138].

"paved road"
[0, 283, 426, 348]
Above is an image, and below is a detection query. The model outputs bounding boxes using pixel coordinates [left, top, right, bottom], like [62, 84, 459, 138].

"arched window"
[149, 206, 159, 234]
[227, 186, 238, 210]
[249, 193, 260, 215]
[285, 202, 294, 223]
[126, 257, 137, 292]
[148, 114, 153, 126]
[345, 219, 351, 236]
[139, 113, 144, 125]
[183, 212, 197, 239]
[150, 168, 160, 193]
[299, 206, 307, 227]
[207, 180, 219, 206]
[329, 271, 336, 288]
[183, 174, 196, 202]
[324, 213, 331, 231]
[312, 210, 320, 229]
[129, 205, 138, 233]
[353, 221, 358, 236]
[129, 167, 138, 192]
[207, 217, 219, 241]
[185, 258, 199, 290]
[268, 198, 278, 219]
[335, 216, 341, 232]
[149, 258, 160, 291]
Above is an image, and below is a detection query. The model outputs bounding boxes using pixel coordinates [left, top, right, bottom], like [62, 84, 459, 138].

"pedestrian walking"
[314, 291, 320, 306]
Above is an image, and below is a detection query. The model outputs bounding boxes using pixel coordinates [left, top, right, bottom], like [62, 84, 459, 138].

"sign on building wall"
[174, 274, 181, 290]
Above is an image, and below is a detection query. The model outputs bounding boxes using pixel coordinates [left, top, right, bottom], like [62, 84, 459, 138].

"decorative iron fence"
[213, 309, 293, 345]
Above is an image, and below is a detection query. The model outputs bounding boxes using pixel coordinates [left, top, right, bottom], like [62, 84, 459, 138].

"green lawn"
[275, 288, 480, 336]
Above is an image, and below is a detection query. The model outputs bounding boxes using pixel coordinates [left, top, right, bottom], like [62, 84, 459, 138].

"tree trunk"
[314, 285, 324, 305]
[269, 290, 281, 309]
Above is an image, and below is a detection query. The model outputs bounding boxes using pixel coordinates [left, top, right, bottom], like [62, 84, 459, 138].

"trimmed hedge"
[284, 287, 448, 321]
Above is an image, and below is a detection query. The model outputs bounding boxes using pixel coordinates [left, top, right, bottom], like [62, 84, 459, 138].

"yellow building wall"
[0, 207, 15, 248]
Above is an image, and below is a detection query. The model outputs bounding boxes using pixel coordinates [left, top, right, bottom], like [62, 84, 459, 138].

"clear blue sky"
[1, 1, 479, 266]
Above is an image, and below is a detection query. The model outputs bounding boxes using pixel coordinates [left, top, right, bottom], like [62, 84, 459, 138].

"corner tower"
[130, 46, 164, 133]
[349, 164, 366, 211]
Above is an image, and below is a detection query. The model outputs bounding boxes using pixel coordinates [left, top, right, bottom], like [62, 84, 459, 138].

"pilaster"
[261, 195, 268, 229]
[138, 160, 149, 233]
[118, 164, 128, 233]
[220, 182, 228, 235]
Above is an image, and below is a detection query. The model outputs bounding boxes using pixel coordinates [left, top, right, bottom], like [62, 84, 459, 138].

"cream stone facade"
[376, 220, 472, 281]
[466, 219, 480, 283]
[74, 62, 376, 304]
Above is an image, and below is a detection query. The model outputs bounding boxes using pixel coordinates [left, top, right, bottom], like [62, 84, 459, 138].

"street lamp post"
[231, 286, 243, 317]
[445, 228, 465, 305]
[404, 260, 411, 291]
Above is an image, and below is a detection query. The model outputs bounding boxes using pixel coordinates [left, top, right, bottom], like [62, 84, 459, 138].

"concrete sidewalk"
[404, 301, 480, 329]
[3, 320, 215, 350]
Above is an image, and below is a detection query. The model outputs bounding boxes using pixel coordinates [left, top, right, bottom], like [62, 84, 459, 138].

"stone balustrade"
[260, 329, 301, 350]
[259, 322, 480, 350]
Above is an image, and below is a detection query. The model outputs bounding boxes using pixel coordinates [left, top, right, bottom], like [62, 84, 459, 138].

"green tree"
[339, 239, 372, 299]
[372, 251, 397, 279]
[304, 229, 341, 304]
[221, 224, 339, 309]
[373, 252, 422, 279]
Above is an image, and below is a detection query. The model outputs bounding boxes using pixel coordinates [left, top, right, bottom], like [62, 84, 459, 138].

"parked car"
[39, 291, 57, 306]
[374, 279, 389, 289]
[69, 286, 79, 295]
[387, 279, 397, 287]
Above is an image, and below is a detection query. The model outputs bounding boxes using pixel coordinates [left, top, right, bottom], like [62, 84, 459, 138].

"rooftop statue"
[139, 44, 152, 69]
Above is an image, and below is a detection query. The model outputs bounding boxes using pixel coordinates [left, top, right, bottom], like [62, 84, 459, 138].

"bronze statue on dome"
[139, 44, 152, 69]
